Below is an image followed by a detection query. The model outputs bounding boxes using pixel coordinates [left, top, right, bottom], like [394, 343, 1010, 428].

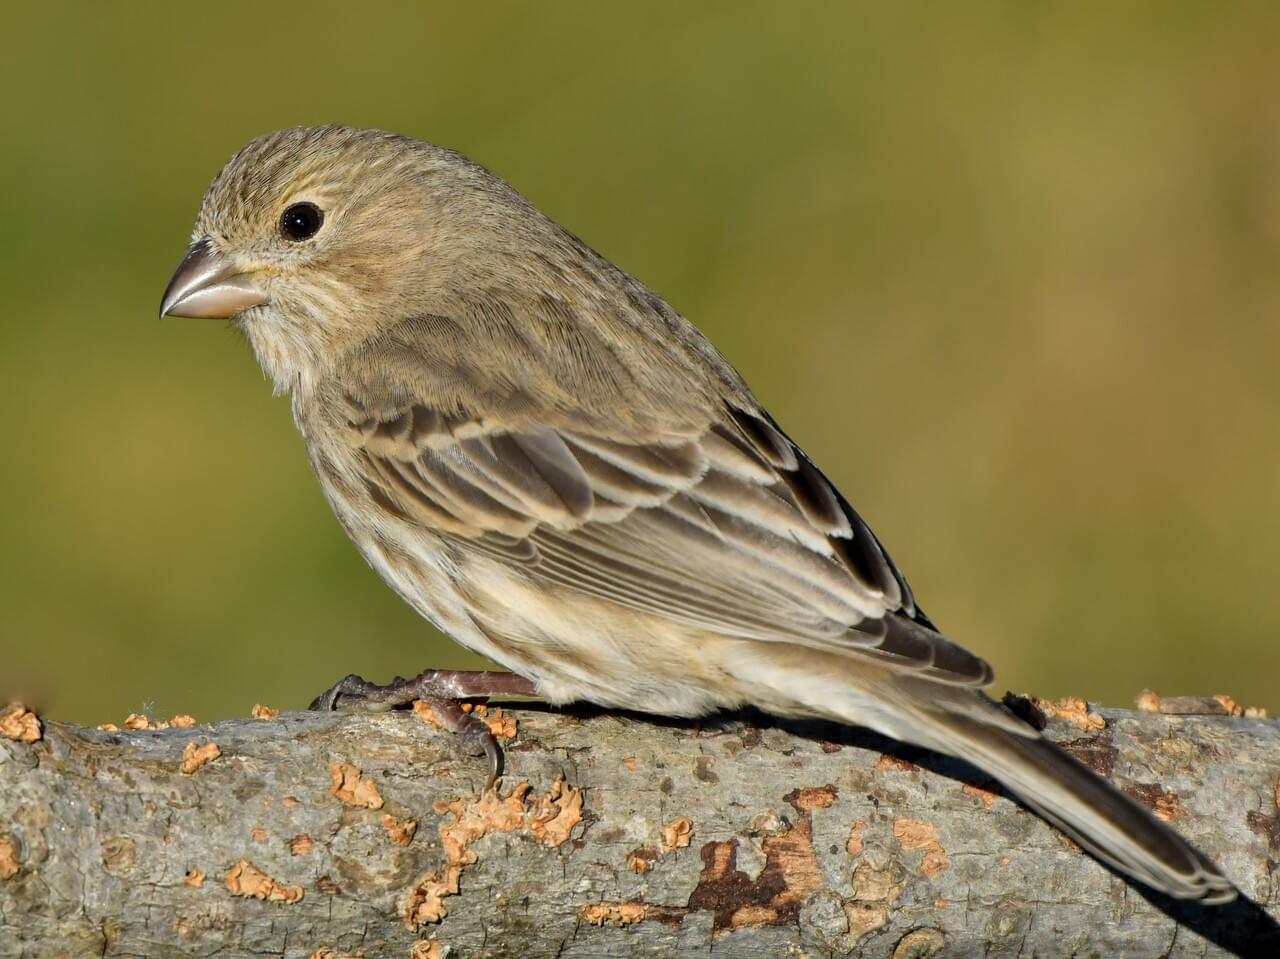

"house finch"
[161, 125, 1233, 902]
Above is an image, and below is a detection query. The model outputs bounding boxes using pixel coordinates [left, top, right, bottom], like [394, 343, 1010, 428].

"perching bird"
[161, 125, 1234, 903]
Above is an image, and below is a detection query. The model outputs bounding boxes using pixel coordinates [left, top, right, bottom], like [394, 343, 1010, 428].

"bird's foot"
[308, 669, 538, 791]
[308, 669, 537, 711]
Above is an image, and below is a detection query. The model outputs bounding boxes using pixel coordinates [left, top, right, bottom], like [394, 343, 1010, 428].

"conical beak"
[159, 239, 269, 319]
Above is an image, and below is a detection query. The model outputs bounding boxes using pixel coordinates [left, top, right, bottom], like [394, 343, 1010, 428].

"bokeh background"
[1, 4, 1276, 725]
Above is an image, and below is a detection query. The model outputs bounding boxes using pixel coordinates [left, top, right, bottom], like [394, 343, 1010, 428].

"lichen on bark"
[1, 703, 1278, 957]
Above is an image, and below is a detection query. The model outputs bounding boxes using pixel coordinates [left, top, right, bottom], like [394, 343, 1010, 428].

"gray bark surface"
[1, 702, 1278, 958]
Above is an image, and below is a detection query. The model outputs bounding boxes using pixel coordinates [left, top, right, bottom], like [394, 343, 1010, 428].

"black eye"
[280, 202, 324, 241]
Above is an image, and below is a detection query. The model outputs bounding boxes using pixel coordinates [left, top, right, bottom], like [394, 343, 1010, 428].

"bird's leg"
[308, 668, 539, 711]
[308, 669, 539, 790]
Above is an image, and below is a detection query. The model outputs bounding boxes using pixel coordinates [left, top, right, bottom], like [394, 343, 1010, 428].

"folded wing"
[341, 394, 992, 687]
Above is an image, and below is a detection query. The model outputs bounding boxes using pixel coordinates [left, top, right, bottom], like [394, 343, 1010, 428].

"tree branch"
[1, 699, 1278, 958]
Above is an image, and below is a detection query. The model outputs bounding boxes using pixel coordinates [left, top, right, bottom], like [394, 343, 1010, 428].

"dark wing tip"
[724, 402, 926, 620]
[878, 612, 995, 686]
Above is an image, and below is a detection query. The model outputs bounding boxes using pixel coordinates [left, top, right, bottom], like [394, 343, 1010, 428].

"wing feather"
[339, 392, 991, 686]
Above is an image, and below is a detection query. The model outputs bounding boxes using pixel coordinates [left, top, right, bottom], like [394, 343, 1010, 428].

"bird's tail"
[903, 689, 1236, 903]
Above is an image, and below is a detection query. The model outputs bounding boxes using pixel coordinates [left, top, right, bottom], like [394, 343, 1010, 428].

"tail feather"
[730, 644, 1235, 902]
[922, 700, 1236, 903]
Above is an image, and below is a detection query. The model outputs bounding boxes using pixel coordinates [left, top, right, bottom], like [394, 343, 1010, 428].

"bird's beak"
[159, 239, 269, 319]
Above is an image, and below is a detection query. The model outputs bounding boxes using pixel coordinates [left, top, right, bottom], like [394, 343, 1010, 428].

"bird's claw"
[305, 670, 509, 791]
[308, 673, 369, 712]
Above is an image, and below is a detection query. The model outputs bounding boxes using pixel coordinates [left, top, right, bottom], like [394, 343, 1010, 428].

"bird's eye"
[280, 202, 324, 242]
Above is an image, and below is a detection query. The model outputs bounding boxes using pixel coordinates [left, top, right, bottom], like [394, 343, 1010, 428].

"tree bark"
[1, 699, 1278, 958]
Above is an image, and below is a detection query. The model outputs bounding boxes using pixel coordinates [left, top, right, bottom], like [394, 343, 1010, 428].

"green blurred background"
[1, 3, 1276, 725]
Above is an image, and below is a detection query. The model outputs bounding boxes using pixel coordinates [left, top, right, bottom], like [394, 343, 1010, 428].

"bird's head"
[160, 125, 536, 394]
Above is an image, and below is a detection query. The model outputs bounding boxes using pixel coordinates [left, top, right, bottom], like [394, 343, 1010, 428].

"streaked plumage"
[162, 125, 1235, 902]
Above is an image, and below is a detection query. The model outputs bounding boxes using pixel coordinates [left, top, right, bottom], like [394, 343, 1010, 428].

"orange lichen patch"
[183, 868, 205, 888]
[1038, 697, 1105, 732]
[627, 847, 657, 873]
[1215, 694, 1241, 716]
[485, 709, 517, 740]
[786, 784, 837, 813]
[759, 826, 824, 902]
[580, 901, 645, 926]
[116, 712, 192, 731]
[415, 699, 517, 738]
[846, 821, 867, 856]
[330, 763, 384, 810]
[403, 778, 583, 928]
[433, 778, 584, 852]
[403, 871, 454, 927]
[124, 717, 194, 727]
[0, 836, 20, 879]
[1212, 694, 1268, 718]
[316, 875, 342, 896]
[689, 786, 833, 937]
[845, 861, 907, 940]
[962, 782, 1000, 811]
[1154, 793, 1186, 823]
[289, 834, 314, 856]
[224, 859, 303, 904]
[998, 856, 1010, 867]
[875, 755, 917, 774]
[412, 700, 446, 729]
[1135, 689, 1162, 713]
[411, 943, 445, 959]
[737, 904, 783, 925]
[251, 703, 279, 720]
[283, 796, 300, 808]
[659, 816, 694, 853]
[0, 705, 41, 743]
[460, 702, 517, 740]
[309, 948, 362, 959]
[383, 814, 418, 847]
[893, 820, 949, 878]
[623, 756, 638, 772]
[251, 828, 268, 844]
[96, 723, 120, 731]
[181, 741, 221, 774]
[935, 898, 950, 908]
[527, 778, 584, 846]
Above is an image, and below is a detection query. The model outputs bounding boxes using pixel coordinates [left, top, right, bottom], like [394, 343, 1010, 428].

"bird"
[160, 124, 1235, 903]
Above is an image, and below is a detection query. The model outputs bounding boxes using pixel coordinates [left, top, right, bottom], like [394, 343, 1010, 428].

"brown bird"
[161, 125, 1234, 902]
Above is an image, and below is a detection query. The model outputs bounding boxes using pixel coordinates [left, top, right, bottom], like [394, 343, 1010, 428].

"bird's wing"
[334, 385, 992, 688]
